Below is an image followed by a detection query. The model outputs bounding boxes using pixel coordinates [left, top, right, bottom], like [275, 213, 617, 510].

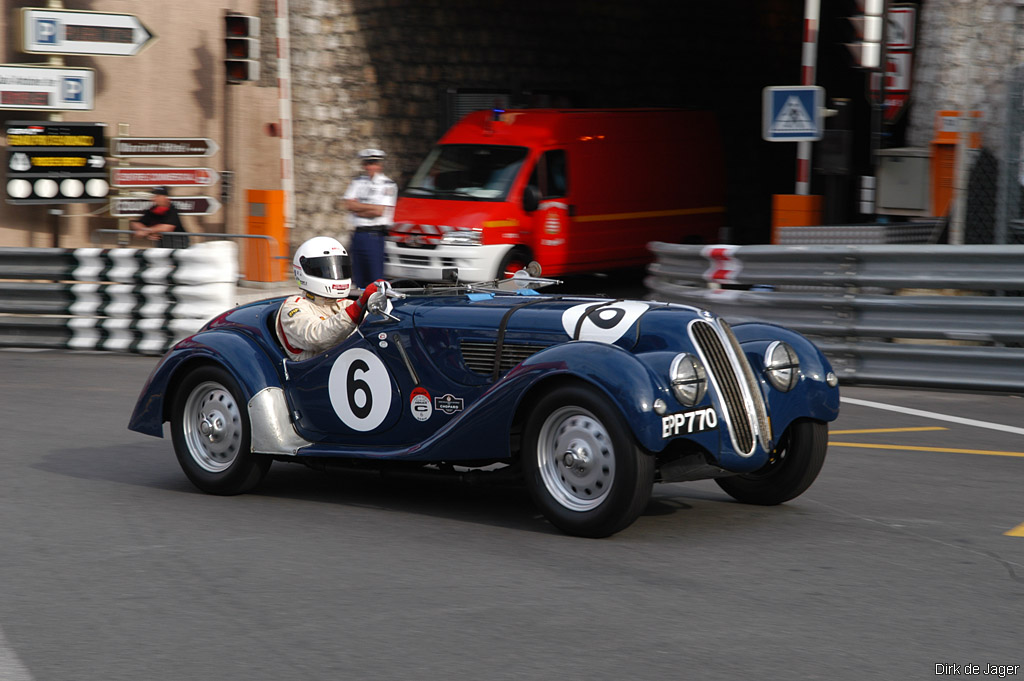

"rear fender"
[127, 329, 286, 438]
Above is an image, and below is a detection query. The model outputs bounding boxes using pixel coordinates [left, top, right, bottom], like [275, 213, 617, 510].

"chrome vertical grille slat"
[720, 320, 773, 448]
[689, 318, 770, 456]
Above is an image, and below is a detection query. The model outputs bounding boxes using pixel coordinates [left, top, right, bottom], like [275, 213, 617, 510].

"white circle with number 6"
[328, 348, 392, 431]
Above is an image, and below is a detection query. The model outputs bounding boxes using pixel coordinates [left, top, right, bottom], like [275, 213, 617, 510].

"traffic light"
[845, 0, 883, 69]
[225, 14, 260, 83]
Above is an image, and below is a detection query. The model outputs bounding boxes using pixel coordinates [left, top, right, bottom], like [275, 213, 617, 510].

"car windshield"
[404, 144, 529, 201]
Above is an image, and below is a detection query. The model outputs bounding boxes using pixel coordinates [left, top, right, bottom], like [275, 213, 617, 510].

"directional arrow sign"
[111, 195, 222, 217]
[0, 65, 95, 111]
[111, 137, 220, 158]
[19, 8, 155, 57]
[111, 167, 220, 188]
[8, 150, 106, 174]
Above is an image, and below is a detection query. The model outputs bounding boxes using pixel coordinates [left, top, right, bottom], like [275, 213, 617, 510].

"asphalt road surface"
[1, 350, 1022, 681]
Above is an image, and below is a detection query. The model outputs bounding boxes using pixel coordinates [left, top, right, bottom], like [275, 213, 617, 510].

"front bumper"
[384, 242, 512, 282]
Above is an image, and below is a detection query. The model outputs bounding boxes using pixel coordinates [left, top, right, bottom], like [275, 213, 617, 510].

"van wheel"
[498, 248, 531, 279]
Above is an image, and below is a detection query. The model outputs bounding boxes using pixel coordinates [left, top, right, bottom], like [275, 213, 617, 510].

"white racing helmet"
[293, 236, 352, 299]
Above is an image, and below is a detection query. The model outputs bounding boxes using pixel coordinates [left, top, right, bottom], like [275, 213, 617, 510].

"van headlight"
[764, 341, 800, 391]
[440, 229, 482, 246]
[670, 353, 707, 406]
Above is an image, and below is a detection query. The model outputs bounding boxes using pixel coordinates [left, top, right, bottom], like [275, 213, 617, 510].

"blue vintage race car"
[129, 274, 840, 537]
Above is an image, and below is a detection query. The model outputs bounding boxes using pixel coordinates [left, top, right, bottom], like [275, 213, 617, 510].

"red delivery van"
[385, 108, 727, 282]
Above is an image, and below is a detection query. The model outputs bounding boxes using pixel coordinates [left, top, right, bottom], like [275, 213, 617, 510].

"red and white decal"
[410, 386, 432, 422]
[390, 222, 455, 246]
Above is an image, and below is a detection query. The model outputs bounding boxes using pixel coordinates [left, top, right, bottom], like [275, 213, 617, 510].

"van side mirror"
[522, 185, 541, 213]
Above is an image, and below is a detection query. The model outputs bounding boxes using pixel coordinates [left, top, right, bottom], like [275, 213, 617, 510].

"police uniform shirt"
[343, 173, 398, 228]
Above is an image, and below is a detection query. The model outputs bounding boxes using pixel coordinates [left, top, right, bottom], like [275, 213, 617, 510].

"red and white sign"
[701, 244, 741, 283]
[111, 166, 219, 187]
[887, 6, 916, 50]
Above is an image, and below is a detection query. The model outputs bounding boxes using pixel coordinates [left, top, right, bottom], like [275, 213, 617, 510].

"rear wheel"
[715, 418, 827, 505]
[171, 366, 271, 495]
[523, 385, 654, 537]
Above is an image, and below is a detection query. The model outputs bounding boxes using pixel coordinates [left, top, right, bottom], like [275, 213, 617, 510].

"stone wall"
[907, 0, 1019, 152]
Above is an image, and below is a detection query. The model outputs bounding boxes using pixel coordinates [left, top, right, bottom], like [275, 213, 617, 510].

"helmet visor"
[300, 254, 351, 280]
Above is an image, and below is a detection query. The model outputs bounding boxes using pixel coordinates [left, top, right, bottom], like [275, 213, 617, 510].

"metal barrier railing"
[645, 242, 1024, 393]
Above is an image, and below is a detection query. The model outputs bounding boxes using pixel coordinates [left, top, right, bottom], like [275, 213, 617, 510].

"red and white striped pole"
[796, 0, 820, 195]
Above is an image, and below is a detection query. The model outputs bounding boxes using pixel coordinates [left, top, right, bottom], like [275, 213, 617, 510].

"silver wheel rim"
[182, 381, 243, 473]
[536, 405, 614, 512]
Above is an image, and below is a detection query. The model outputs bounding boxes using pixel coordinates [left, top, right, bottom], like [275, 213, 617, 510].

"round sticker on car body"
[561, 300, 650, 344]
[328, 348, 392, 431]
[410, 386, 432, 422]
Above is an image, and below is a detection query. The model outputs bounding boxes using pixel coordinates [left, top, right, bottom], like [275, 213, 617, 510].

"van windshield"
[404, 145, 529, 201]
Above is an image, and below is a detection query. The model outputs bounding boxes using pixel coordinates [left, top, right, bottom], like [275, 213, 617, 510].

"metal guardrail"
[645, 243, 1024, 393]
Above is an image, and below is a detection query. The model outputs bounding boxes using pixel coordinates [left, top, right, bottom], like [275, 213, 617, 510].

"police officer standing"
[343, 148, 397, 288]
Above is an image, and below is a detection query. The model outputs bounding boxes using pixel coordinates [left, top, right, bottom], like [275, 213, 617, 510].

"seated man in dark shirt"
[129, 186, 189, 248]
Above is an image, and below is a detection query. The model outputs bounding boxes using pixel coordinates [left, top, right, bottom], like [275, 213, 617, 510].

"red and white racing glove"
[345, 279, 391, 322]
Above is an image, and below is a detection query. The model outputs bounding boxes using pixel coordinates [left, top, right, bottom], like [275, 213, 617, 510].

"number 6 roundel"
[328, 348, 392, 431]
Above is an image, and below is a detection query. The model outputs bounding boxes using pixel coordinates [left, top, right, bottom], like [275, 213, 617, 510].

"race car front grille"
[460, 340, 543, 376]
[689, 318, 769, 456]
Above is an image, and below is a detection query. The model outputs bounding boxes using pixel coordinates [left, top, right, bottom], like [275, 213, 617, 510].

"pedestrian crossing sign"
[762, 86, 824, 142]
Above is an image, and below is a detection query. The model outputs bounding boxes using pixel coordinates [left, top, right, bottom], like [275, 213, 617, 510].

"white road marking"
[841, 396, 1024, 436]
[0, 625, 34, 681]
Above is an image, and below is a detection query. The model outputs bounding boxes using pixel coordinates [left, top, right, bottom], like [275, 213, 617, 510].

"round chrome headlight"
[670, 353, 707, 406]
[764, 341, 800, 392]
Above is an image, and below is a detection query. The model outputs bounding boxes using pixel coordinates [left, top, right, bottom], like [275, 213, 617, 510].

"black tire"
[170, 366, 271, 495]
[715, 418, 827, 505]
[522, 385, 654, 538]
[497, 247, 531, 280]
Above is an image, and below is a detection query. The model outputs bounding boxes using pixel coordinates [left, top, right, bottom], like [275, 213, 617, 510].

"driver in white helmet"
[276, 236, 390, 361]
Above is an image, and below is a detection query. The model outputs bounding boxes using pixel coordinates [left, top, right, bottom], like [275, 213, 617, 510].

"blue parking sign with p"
[35, 19, 59, 44]
[62, 77, 85, 103]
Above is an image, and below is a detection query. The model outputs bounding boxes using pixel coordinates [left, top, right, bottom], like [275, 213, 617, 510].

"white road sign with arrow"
[19, 8, 155, 57]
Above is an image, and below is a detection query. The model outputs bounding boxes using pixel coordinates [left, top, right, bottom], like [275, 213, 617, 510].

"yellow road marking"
[829, 441, 1024, 458]
[1005, 523, 1024, 537]
[831, 427, 948, 435]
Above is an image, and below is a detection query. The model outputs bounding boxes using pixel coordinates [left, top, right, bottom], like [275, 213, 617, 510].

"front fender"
[731, 321, 840, 433]
[512, 341, 668, 452]
[127, 328, 285, 437]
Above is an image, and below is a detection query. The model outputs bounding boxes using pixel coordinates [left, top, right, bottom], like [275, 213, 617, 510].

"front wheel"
[497, 247, 531, 280]
[170, 366, 271, 495]
[522, 385, 654, 537]
[715, 418, 827, 505]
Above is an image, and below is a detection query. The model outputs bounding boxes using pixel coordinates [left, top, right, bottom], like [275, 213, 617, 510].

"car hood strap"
[492, 298, 553, 382]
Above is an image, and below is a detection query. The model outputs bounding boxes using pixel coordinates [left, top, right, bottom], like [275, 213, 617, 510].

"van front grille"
[460, 340, 544, 376]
